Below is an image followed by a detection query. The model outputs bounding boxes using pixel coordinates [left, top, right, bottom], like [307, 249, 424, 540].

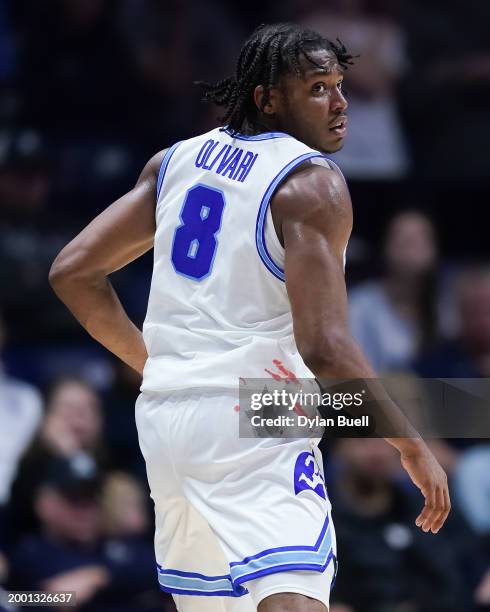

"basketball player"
[50, 23, 450, 612]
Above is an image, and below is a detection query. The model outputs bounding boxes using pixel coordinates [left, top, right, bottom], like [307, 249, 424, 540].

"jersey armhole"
[264, 206, 285, 273]
[323, 156, 347, 185]
[156, 141, 183, 203]
[255, 152, 331, 282]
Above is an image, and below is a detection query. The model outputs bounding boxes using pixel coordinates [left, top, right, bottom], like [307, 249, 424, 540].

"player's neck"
[240, 116, 283, 136]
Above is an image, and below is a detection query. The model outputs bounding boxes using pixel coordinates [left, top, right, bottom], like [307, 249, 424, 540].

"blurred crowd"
[0, 0, 489, 611]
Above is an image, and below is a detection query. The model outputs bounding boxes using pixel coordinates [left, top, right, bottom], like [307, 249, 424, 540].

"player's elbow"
[49, 245, 91, 294]
[298, 328, 353, 375]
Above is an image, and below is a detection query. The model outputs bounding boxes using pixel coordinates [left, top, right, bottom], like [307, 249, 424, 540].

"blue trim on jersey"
[222, 126, 292, 141]
[231, 515, 333, 585]
[159, 585, 244, 597]
[154, 513, 335, 597]
[156, 565, 248, 597]
[156, 141, 182, 201]
[230, 513, 330, 568]
[256, 152, 325, 282]
[234, 550, 335, 586]
[322, 155, 347, 184]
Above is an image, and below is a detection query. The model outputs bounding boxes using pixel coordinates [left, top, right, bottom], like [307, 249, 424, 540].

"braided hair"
[195, 23, 354, 135]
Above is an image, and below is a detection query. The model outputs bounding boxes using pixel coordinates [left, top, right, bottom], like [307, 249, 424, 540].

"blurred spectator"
[14, 0, 141, 135]
[329, 438, 482, 611]
[349, 211, 438, 372]
[101, 472, 149, 538]
[400, 0, 490, 255]
[415, 267, 490, 377]
[454, 445, 490, 537]
[9, 455, 167, 612]
[298, 0, 408, 181]
[0, 129, 51, 222]
[401, 0, 490, 187]
[98, 472, 165, 610]
[120, 0, 241, 145]
[475, 567, 490, 610]
[293, 0, 409, 238]
[0, 129, 72, 343]
[0, 311, 42, 546]
[103, 359, 145, 476]
[10, 377, 105, 537]
[8, 454, 110, 603]
[413, 268, 490, 480]
[40, 377, 104, 458]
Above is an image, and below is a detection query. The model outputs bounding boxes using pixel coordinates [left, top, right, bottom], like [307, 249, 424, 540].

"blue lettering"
[233, 151, 254, 181]
[201, 141, 220, 170]
[223, 149, 243, 178]
[240, 153, 258, 182]
[216, 146, 235, 174]
[195, 141, 258, 183]
[195, 139, 215, 168]
[206, 144, 228, 171]
[219, 149, 241, 176]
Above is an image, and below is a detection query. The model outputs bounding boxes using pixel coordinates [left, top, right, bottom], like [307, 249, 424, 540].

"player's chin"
[323, 136, 345, 154]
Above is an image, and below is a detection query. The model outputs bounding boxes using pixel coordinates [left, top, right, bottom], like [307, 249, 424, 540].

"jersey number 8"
[171, 184, 226, 280]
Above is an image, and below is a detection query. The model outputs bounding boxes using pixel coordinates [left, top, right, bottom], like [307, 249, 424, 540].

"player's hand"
[399, 441, 451, 533]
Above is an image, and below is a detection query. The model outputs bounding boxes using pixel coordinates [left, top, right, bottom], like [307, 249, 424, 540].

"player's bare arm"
[49, 149, 167, 375]
[272, 163, 451, 534]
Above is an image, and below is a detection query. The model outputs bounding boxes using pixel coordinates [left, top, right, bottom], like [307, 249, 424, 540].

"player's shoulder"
[135, 148, 170, 190]
[147, 148, 169, 175]
[273, 158, 350, 220]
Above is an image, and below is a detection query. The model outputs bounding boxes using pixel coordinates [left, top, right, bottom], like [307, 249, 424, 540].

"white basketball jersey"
[141, 127, 343, 393]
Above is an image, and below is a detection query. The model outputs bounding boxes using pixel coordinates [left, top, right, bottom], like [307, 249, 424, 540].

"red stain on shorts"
[264, 368, 283, 381]
[293, 402, 307, 417]
[264, 359, 299, 384]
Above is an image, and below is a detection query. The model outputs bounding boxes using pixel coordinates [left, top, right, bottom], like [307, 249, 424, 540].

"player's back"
[141, 127, 331, 393]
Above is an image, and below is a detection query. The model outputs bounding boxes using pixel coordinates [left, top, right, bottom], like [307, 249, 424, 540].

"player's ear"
[253, 85, 280, 115]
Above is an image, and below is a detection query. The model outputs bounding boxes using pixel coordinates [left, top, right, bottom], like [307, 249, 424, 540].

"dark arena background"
[0, 1, 489, 611]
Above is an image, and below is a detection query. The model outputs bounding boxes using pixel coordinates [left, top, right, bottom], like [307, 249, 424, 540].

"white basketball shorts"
[135, 390, 337, 611]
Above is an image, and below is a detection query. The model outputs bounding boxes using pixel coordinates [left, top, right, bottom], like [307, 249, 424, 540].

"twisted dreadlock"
[195, 23, 354, 135]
